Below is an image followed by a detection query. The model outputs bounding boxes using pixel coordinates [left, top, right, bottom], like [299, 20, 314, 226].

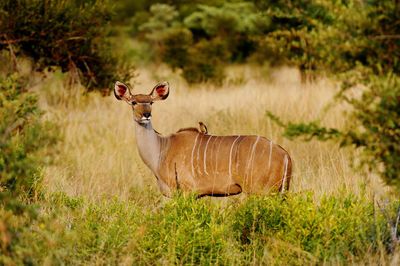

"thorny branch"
[377, 200, 400, 253]
[1, 34, 20, 72]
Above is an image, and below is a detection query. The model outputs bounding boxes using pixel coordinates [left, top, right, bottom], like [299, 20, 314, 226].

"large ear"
[114, 81, 132, 102]
[150, 81, 169, 101]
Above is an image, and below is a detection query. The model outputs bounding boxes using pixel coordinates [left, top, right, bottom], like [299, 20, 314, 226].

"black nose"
[143, 112, 151, 118]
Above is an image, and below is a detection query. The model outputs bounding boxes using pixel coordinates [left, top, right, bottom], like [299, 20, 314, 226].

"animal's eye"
[131, 101, 137, 105]
[150, 101, 154, 105]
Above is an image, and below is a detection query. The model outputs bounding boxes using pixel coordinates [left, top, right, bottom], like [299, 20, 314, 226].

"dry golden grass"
[38, 64, 389, 202]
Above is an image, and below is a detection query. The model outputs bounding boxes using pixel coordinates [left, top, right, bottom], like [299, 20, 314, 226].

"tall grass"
[6, 191, 397, 264]
[39, 64, 388, 202]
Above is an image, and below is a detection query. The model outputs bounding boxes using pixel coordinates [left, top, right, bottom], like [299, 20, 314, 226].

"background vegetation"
[1, 0, 399, 264]
[0, 0, 133, 92]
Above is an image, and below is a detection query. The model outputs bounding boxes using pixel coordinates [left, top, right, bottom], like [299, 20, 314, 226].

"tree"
[0, 0, 133, 92]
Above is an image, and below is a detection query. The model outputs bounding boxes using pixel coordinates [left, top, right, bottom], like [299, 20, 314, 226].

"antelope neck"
[134, 121, 162, 175]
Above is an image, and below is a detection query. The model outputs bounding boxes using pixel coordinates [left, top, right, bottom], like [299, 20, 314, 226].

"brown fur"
[158, 131, 292, 197]
[176, 127, 200, 133]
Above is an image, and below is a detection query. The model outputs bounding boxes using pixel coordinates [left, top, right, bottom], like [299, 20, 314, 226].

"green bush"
[133, 2, 266, 83]
[130, 1, 399, 84]
[0, 74, 57, 199]
[182, 37, 229, 84]
[137, 193, 228, 264]
[0, 0, 133, 92]
[183, 2, 268, 62]
[258, 0, 400, 77]
[1, 190, 398, 264]
[160, 27, 194, 70]
[232, 193, 392, 263]
[0, 73, 58, 264]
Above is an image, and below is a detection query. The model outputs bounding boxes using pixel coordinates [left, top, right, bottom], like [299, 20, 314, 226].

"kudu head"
[114, 81, 169, 124]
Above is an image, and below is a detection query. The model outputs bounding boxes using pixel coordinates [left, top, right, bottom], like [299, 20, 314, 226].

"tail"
[280, 155, 289, 195]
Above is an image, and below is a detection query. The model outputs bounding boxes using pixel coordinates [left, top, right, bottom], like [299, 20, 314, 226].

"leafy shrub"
[130, 1, 399, 84]
[182, 37, 229, 84]
[70, 196, 140, 262]
[1, 190, 398, 264]
[0, 73, 58, 263]
[137, 193, 228, 264]
[160, 27, 194, 70]
[258, 0, 400, 77]
[184, 2, 268, 62]
[0, 0, 133, 92]
[133, 2, 266, 83]
[0, 74, 57, 199]
[232, 193, 393, 263]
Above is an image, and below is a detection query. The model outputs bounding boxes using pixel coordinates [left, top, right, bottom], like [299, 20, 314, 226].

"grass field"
[40, 64, 388, 201]
[8, 64, 395, 265]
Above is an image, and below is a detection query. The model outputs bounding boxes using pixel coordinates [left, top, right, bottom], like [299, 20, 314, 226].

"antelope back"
[157, 130, 292, 196]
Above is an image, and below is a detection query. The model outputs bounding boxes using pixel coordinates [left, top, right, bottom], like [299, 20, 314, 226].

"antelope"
[114, 81, 292, 198]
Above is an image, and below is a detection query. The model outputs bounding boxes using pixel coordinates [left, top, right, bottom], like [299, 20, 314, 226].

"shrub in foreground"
[2, 190, 398, 264]
[60, 192, 398, 264]
[232, 193, 393, 263]
[0, 74, 57, 264]
[0, 74, 57, 198]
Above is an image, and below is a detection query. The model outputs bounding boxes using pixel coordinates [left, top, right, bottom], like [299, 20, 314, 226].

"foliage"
[129, 0, 399, 84]
[137, 193, 228, 264]
[183, 2, 269, 63]
[0, 73, 58, 263]
[232, 193, 392, 263]
[1, 191, 398, 264]
[132, 2, 266, 83]
[138, 4, 182, 42]
[259, 0, 400, 77]
[0, 0, 133, 92]
[0, 74, 57, 199]
[181, 37, 229, 84]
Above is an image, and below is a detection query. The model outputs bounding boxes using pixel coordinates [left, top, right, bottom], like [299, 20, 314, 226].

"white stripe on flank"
[196, 135, 203, 175]
[268, 140, 273, 169]
[235, 137, 243, 174]
[228, 136, 241, 181]
[210, 136, 218, 170]
[248, 136, 260, 181]
[281, 155, 288, 194]
[191, 134, 199, 177]
[215, 137, 223, 174]
[212, 136, 221, 194]
[203, 136, 213, 175]
[245, 136, 260, 174]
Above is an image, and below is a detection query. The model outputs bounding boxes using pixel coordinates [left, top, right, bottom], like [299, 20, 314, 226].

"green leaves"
[0, 0, 133, 91]
[0, 74, 58, 262]
[1, 190, 398, 264]
[0, 74, 57, 198]
[132, 0, 399, 83]
[232, 193, 392, 262]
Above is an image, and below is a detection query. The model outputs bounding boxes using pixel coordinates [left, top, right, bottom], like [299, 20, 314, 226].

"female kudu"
[114, 81, 292, 198]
